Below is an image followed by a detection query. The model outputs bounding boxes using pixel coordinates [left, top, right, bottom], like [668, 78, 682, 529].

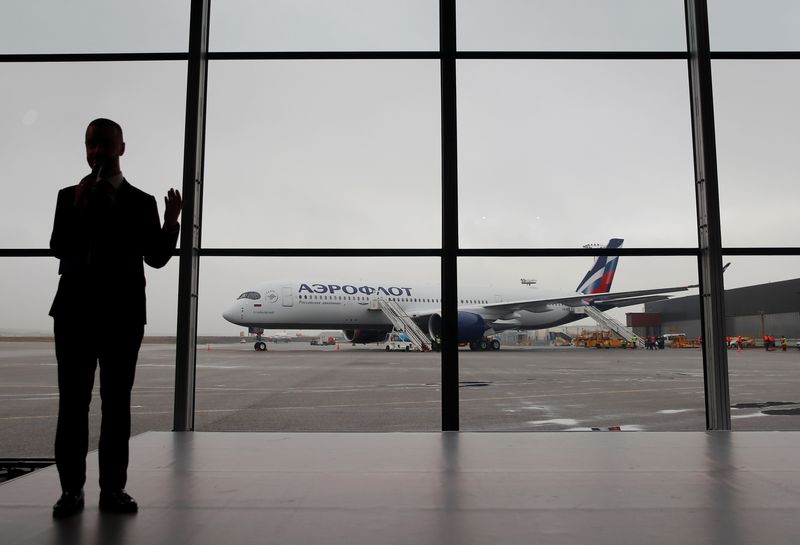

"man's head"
[85, 118, 125, 176]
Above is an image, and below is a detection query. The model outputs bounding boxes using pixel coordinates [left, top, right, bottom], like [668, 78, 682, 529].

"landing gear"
[469, 337, 501, 351]
[250, 327, 267, 352]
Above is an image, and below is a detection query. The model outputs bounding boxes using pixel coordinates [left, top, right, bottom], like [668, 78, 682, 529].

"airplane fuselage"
[223, 281, 582, 333]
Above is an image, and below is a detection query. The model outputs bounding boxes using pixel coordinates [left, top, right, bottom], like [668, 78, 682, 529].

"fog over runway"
[1, 341, 799, 458]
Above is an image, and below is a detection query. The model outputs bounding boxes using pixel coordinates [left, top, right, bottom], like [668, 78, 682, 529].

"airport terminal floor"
[2, 431, 800, 545]
[2, 342, 800, 543]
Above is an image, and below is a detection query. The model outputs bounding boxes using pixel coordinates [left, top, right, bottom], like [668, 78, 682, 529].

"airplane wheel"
[405, 346, 410, 351]
[490, 339, 501, 350]
[469, 341, 477, 351]
[385, 346, 391, 351]
[478, 340, 488, 350]
[254, 342, 261, 351]
[255, 341, 267, 351]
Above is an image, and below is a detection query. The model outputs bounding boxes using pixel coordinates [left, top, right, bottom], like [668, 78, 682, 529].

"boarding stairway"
[373, 298, 432, 351]
[582, 305, 643, 348]
[550, 331, 573, 344]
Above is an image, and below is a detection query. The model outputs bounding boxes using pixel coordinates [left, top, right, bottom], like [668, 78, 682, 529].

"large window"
[1, 1, 798, 453]
[0, 1, 190, 54]
[210, 0, 438, 52]
[0, 62, 187, 248]
[709, 0, 800, 51]
[203, 60, 441, 248]
[195, 257, 441, 431]
[713, 60, 800, 247]
[457, 60, 695, 248]
[0, 258, 178, 458]
[458, 256, 705, 431]
[722, 256, 800, 430]
[457, 0, 686, 51]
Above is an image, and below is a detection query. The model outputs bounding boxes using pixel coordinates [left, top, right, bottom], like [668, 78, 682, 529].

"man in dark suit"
[50, 118, 182, 517]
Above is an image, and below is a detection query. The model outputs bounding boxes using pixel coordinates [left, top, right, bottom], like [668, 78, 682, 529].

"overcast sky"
[1, 1, 798, 335]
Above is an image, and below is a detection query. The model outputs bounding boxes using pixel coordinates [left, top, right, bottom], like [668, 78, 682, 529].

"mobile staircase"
[582, 305, 643, 348]
[373, 298, 432, 351]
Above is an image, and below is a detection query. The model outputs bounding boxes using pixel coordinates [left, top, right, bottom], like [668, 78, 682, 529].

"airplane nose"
[222, 303, 240, 324]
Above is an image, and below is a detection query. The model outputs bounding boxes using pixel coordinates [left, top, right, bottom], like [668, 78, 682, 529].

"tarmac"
[1, 340, 799, 458]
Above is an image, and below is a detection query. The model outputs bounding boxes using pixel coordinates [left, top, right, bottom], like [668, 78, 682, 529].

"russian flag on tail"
[576, 238, 624, 295]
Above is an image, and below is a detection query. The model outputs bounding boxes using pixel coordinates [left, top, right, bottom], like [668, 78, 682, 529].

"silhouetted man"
[49, 118, 182, 517]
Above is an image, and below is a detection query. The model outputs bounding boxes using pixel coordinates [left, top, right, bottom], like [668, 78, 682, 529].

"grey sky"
[457, 0, 685, 51]
[3, 1, 800, 54]
[1, 2, 798, 336]
[0, 0, 190, 54]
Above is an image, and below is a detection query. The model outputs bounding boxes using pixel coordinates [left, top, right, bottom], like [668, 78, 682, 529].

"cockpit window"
[237, 292, 261, 300]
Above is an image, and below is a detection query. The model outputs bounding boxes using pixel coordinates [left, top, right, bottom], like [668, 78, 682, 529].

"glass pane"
[0, 62, 187, 248]
[709, 0, 800, 51]
[196, 257, 441, 431]
[458, 60, 696, 248]
[458, 255, 705, 431]
[210, 0, 438, 52]
[0, 0, 190, 54]
[0, 258, 177, 458]
[723, 257, 800, 429]
[203, 60, 441, 248]
[457, 0, 686, 52]
[713, 60, 800, 247]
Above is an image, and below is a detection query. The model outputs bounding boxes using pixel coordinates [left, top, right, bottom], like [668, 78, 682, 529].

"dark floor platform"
[1, 431, 799, 545]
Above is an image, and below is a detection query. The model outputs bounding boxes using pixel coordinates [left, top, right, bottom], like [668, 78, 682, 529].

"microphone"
[91, 160, 106, 180]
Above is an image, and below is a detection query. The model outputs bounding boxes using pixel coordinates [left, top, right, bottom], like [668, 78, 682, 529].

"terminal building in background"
[628, 278, 800, 340]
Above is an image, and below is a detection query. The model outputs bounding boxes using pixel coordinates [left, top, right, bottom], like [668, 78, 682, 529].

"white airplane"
[222, 239, 696, 351]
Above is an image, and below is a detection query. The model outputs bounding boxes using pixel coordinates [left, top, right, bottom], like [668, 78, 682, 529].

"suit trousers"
[54, 318, 144, 493]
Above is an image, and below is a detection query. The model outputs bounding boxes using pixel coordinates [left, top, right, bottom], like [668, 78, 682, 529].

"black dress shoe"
[53, 490, 84, 518]
[99, 489, 138, 514]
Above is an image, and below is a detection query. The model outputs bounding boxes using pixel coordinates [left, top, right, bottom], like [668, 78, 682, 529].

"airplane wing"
[404, 284, 696, 320]
[592, 294, 678, 309]
[479, 285, 697, 315]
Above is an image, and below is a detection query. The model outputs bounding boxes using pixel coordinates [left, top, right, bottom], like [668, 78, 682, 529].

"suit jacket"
[49, 179, 179, 325]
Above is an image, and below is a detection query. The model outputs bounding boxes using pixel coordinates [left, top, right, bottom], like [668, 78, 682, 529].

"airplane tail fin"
[576, 238, 624, 294]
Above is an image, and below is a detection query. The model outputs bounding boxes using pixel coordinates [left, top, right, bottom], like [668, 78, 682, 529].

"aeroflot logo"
[298, 283, 413, 297]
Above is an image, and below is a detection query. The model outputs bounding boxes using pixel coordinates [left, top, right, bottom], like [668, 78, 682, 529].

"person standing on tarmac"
[781, 336, 788, 351]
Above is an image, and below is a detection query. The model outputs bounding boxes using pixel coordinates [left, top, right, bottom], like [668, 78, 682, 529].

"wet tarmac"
[1, 341, 799, 457]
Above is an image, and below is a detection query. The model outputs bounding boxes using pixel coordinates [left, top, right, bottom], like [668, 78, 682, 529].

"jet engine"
[343, 329, 388, 344]
[427, 311, 488, 343]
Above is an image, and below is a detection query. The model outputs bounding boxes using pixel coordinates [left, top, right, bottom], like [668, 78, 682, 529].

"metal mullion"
[457, 51, 688, 60]
[208, 51, 439, 61]
[174, 0, 210, 433]
[0, 250, 52, 257]
[440, 0, 459, 432]
[0, 53, 187, 63]
[8, 248, 800, 258]
[685, 0, 730, 431]
[198, 249, 442, 257]
[711, 51, 800, 60]
[457, 248, 701, 258]
[721, 247, 800, 256]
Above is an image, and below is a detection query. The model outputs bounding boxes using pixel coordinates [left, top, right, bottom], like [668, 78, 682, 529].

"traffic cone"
[207, 344, 211, 352]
